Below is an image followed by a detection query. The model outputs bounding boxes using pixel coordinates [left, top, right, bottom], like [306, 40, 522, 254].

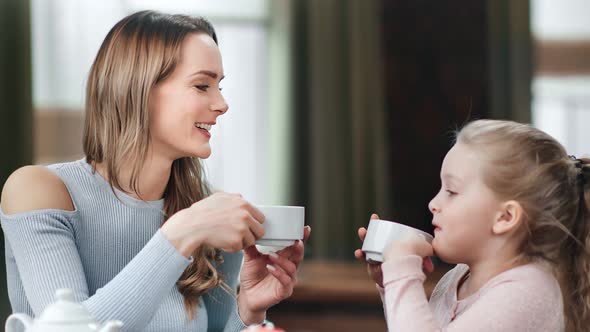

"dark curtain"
[292, 0, 531, 261]
[0, 0, 33, 319]
[487, 0, 532, 122]
[292, 0, 392, 260]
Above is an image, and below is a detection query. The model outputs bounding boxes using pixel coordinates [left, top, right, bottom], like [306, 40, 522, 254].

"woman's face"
[149, 33, 228, 161]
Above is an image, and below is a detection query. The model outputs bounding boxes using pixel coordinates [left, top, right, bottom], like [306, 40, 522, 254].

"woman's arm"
[1, 166, 191, 331]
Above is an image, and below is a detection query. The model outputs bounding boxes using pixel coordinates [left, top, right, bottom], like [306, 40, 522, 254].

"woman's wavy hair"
[83, 10, 227, 319]
[457, 119, 590, 332]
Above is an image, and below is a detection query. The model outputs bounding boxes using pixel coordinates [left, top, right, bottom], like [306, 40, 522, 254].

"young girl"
[356, 119, 589, 331]
[1, 11, 308, 331]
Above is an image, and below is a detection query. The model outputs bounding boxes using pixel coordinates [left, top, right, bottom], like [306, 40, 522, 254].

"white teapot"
[5, 288, 123, 332]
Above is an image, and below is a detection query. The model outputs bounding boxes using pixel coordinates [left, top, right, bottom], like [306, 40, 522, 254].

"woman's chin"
[187, 145, 211, 159]
[197, 150, 211, 159]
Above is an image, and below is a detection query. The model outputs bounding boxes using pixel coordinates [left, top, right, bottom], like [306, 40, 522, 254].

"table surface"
[290, 260, 451, 304]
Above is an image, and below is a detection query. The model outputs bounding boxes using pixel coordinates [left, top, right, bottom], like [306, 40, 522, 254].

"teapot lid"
[38, 289, 95, 324]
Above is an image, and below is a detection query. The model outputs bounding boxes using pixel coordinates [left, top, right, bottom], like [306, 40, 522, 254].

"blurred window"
[531, 0, 590, 156]
[30, 0, 273, 203]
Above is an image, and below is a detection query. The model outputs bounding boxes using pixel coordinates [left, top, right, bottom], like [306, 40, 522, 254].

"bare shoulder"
[0, 165, 74, 215]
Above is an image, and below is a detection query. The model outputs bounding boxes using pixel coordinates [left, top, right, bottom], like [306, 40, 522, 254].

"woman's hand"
[161, 192, 266, 257]
[354, 214, 385, 287]
[237, 226, 311, 325]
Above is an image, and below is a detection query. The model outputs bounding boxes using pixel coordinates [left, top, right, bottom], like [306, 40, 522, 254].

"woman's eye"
[194, 85, 209, 92]
[446, 190, 457, 196]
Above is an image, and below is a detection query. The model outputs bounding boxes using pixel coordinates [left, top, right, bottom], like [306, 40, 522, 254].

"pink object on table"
[241, 321, 285, 332]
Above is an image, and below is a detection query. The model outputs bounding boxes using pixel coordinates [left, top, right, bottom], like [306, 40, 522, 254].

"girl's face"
[149, 33, 228, 161]
[428, 142, 503, 264]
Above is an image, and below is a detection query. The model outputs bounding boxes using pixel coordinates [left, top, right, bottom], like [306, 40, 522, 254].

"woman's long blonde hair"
[83, 10, 226, 319]
[457, 119, 590, 332]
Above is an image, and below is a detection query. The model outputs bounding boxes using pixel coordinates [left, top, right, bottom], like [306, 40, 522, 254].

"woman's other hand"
[237, 225, 311, 325]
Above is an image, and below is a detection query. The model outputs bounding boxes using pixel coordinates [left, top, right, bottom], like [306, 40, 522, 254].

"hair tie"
[569, 155, 586, 186]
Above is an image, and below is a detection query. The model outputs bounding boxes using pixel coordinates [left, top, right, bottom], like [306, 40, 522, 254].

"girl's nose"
[428, 198, 440, 214]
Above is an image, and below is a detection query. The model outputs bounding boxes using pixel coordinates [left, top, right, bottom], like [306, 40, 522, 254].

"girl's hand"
[161, 192, 266, 256]
[237, 226, 311, 325]
[354, 214, 435, 288]
[383, 232, 435, 273]
[354, 214, 384, 287]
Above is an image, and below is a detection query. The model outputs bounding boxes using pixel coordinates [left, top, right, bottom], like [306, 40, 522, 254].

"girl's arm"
[382, 256, 563, 331]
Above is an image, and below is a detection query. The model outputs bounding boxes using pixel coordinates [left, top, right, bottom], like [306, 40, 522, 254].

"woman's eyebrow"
[188, 70, 225, 81]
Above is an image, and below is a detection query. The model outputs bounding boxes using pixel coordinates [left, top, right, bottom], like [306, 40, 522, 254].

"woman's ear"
[492, 200, 524, 235]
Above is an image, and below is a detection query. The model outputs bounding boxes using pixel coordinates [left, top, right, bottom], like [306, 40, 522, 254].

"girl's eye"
[446, 190, 457, 196]
[194, 85, 209, 92]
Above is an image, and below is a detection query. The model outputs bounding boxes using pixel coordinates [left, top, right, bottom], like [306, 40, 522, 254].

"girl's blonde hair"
[457, 119, 590, 332]
[83, 10, 225, 319]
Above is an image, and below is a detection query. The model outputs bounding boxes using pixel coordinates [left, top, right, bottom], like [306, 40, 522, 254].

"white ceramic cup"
[361, 219, 433, 263]
[255, 205, 305, 254]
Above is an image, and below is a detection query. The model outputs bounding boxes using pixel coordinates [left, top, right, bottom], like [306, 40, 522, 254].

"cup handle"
[5, 313, 33, 332]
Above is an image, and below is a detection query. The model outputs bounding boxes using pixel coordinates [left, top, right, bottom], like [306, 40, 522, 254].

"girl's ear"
[492, 200, 524, 235]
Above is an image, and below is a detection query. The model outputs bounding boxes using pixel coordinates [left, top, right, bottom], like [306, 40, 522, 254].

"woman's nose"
[211, 92, 228, 114]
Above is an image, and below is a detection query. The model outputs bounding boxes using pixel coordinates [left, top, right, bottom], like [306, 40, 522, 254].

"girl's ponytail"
[560, 157, 590, 332]
[457, 120, 589, 331]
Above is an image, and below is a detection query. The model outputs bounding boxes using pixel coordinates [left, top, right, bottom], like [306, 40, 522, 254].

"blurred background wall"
[0, 0, 589, 330]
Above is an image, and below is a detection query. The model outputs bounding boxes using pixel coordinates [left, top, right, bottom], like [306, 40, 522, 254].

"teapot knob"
[55, 288, 75, 302]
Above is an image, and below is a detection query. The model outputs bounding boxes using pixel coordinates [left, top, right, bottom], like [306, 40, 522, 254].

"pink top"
[378, 256, 564, 331]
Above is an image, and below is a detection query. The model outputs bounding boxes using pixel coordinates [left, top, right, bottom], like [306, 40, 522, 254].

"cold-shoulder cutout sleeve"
[1, 165, 74, 215]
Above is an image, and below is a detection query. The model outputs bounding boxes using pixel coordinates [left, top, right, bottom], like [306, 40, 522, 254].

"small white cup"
[255, 205, 305, 254]
[361, 219, 433, 263]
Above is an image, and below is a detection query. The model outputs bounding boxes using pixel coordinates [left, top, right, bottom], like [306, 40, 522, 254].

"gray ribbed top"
[0, 159, 247, 332]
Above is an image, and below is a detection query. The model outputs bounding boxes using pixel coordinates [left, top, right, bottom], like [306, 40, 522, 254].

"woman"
[0, 10, 309, 331]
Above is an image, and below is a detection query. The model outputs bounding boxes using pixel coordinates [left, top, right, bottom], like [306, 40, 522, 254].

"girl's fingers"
[423, 257, 434, 273]
[358, 227, 367, 241]
[368, 264, 381, 274]
[418, 238, 434, 258]
[292, 240, 305, 260]
[354, 248, 366, 260]
[302, 226, 311, 242]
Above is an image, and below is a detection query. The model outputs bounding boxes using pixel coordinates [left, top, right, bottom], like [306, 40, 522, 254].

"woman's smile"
[194, 122, 212, 138]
